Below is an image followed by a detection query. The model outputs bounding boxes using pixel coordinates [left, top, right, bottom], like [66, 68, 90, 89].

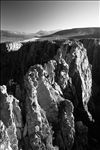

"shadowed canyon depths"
[0, 39, 100, 150]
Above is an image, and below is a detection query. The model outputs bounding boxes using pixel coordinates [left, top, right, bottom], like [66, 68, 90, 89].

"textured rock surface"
[54, 40, 93, 122]
[80, 39, 100, 145]
[24, 66, 56, 150]
[56, 100, 74, 150]
[0, 85, 22, 150]
[74, 121, 88, 150]
[24, 64, 75, 150]
[0, 39, 100, 149]
[6, 42, 22, 52]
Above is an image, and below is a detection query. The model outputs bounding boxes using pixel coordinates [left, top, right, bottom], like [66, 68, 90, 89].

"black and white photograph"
[0, 1, 100, 150]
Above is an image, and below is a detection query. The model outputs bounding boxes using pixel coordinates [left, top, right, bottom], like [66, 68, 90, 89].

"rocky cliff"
[0, 39, 100, 150]
[80, 39, 100, 146]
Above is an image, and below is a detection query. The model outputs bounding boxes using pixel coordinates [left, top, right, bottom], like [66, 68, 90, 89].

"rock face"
[54, 40, 93, 123]
[0, 85, 22, 150]
[24, 64, 75, 150]
[6, 42, 22, 52]
[81, 39, 100, 144]
[24, 66, 56, 150]
[74, 121, 88, 150]
[0, 39, 100, 150]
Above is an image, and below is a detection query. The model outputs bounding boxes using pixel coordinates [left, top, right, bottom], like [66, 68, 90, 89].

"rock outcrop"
[24, 64, 75, 150]
[24, 65, 56, 150]
[80, 39, 100, 144]
[0, 85, 22, 150]
[6, 42, 22, 52]
[54, 40, 93, 122]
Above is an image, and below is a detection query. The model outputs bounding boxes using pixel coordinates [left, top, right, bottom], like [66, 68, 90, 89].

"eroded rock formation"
[0, 85, 22, 150]
[0, 39, 100, 150]
[23, 64, 75, 150]
[81, 39, 100, 145]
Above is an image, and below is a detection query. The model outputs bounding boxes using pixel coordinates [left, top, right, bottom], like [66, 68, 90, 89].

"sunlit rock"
[6, 42, 22, 52]
[56, 40, 93, 121]
[24, 67, 58, 150]
[24, 64, 75, 150]
[0, 85, 22, 150]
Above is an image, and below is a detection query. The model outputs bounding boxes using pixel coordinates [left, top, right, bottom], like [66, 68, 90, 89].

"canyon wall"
[0, 39, 100, 150]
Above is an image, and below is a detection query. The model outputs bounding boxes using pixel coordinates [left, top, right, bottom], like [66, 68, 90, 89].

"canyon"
[0, 38, 100, 150]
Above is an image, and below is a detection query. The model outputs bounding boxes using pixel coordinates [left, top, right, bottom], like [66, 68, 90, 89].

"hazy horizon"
[1, 1, 100, 33]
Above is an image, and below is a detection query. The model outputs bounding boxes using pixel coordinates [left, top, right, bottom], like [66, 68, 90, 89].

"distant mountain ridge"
[41, 27, 100, 39]
[1, 27, 100, 43]
[0, 30, 58, 43]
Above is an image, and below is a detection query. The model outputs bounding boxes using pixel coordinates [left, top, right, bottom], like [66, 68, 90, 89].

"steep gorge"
[0, 39, 100, 150]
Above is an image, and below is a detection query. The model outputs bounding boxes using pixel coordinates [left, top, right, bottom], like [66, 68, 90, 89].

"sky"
[1, 1, 100, 33]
